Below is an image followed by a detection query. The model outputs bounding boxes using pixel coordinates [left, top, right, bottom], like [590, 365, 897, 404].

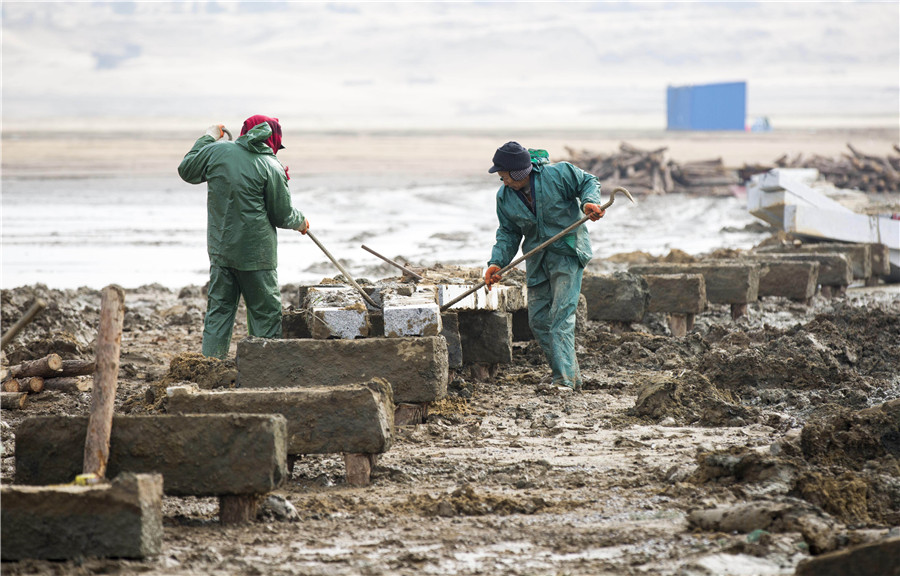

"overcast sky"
[2, 1, 898, 130]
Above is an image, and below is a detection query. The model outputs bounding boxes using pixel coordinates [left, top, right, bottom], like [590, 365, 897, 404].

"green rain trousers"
[527, 253, 585, 388]
[489, 152, 602, 389]
[202, 266, 282, 359]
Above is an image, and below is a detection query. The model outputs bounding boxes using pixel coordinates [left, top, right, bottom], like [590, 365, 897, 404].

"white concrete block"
[306, 286, 369, 340]
[436, 284, 526, 312]
[383, 287, 442, 337]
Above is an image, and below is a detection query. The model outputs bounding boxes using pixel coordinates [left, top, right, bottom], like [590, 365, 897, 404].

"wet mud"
[1, 271, 898, 575]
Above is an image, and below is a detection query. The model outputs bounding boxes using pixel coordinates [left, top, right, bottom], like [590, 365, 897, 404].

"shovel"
[440, 186, 634, 312]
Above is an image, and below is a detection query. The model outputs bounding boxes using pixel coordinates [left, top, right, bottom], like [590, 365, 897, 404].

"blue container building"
[666, 81, 747, 131]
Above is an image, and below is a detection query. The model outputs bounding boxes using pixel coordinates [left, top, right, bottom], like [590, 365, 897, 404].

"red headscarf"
[240, 115, 285, 155]
[240, 114, 289, 180]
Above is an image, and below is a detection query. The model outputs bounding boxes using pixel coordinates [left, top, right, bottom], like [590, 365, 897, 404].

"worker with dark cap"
[485, 141, 605, 391]
[178, 115, 308, 359]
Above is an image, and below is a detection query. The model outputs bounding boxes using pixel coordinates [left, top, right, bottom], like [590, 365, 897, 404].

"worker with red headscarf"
[178, 115, 308, 359]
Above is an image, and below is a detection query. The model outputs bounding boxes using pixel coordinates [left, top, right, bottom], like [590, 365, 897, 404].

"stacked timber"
[564, 142, 740, 196]
[739, 144, 900, 193]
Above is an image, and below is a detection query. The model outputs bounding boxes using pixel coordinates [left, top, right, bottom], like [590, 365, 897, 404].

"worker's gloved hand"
[484, 265, 502, 291]
[297, 218, 310, 235]
[205, 124, 226, 140]
[583, 203, 606, 221]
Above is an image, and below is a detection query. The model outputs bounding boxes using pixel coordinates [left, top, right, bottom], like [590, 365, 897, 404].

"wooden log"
[83, 285, 125, 479]
[60, 359, 96, 377]
[8, 354, 62, 379]
[43, 377, 92, 393]
[395, 402, 428, 426]
[667, 314, 694, 338]
[1, 299, 46, 348]
[1, 391, 28, 410]
[219, 494, 261, 525]
[2, 377, 44, 394]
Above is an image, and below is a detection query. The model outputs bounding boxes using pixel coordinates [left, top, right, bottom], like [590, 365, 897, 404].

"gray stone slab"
[642, 274, 707, 314]
[630, 262, 759, 304]
[237, 336, 448, 404]
[794, 537, 900, 576]
[383, 287, 442, 337]
[762, 243, 872, 280]
[15, 414, 288, 497]
[756, 259, 820, 300]
[168, 380, 394, 456]
[750, 252, 852, 287]
[1, 473, 163, 560]
[581, 272, 650, 322]
[869, 243, 891, 277]
[457, 311, 513, 365]
[440, 312, 463, 368]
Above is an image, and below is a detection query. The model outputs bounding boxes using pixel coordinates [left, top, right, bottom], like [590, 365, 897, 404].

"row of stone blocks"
[582, 242, 889, 336]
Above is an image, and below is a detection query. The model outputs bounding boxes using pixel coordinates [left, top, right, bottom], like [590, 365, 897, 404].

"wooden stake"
[83, 285, 125, 479]
[1, 299, 46, 349]
[219, 495, 261, 525]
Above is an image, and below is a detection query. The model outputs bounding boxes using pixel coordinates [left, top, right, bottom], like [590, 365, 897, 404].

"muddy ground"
[1, 263, 899, 575]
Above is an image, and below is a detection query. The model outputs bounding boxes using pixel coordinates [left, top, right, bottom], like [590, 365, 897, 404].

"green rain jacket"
[178, 122, 305, 271]
[489, 152, 602, 286]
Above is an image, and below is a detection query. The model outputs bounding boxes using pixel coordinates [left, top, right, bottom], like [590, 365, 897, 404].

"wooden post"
[343, 453, 376, 487]
[83, 285, 125, 479]
[730, 303, 748, 321]
[1, 299, 46, 348]
[219, 495, 261, 525]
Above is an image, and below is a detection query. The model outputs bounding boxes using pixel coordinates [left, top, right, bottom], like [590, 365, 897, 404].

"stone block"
[1, 473, 163, 560]
[383, 287, 442, 337]
[237, 336, 448, 404]
[512, 309, 532, 341]
[795, 242, 871, 280]
[630, 262, 759, 304]
[642, 274, 707, 314]
[457, 311, 512, 365]
[437, 284, 526, 312]
[167, 379, 393, 456]
[756, 259, 820, 300]
[305, 286, 369, 339]
[869, 243, 891, 277]
[282, 308, 311, 339]
[441, 312, 463, 368]
[581, 272, 650, 322]
[15, 414, 288, 497]
[751, 252, 852, 287]
[794, 537, 900, 576]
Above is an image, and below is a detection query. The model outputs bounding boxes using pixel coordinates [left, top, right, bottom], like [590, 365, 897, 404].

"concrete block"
[750, 252, 852, 287]
[761, 243, 871, 280]
[383, 287, 442, 337]
[15, 414, 288, 497]
[458, 311, 512, 365]
[512, 308, 532, 341]
[305, 286, 369, 339]
[643, 274, 707, 314]
[441, 312, 463, 368]
[237, 336, 448, 404]
[630, 262, 759, 304]
[168, 379, 393, 456]
[1, 473, 163, 560]
[756, 259, 819, 301]
[437, 284, 526, 312]
[581, 272, 650, 322]
[869, 243, 891, 277]
[794, 537, 900, 576]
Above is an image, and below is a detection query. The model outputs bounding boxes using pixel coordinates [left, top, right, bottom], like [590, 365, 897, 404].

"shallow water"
[1, 174, 765, 290]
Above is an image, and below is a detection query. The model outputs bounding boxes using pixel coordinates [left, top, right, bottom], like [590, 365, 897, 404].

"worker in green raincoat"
[178, 115, 308, 359]
[484, 142, 605, 391]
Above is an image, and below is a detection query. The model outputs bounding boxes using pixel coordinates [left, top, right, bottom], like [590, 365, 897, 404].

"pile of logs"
[0, 353, 94, 409]
[761, 144, 900, 193]
[564, 142, 740, 196]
